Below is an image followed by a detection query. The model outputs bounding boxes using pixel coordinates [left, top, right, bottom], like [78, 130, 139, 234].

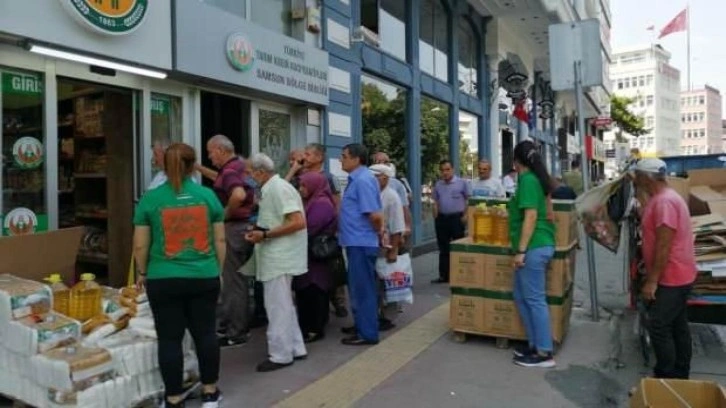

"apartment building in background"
[722, 119, 726, 153]
[680, 86, 723, 155]
[604, 45, 681, 164]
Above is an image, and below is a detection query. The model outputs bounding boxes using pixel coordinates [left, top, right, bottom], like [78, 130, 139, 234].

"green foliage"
[362, 84, 465, 184]
[611, 95, 649, 141]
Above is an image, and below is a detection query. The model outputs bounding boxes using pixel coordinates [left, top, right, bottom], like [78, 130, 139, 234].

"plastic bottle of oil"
[45, 274, 70, 316]
[494, 205, 510, 247]
[68, 273, 102, 321]
[474, 204, 493, 244]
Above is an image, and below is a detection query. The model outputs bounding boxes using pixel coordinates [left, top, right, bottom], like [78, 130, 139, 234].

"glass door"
[252, 103, 293, 174]
[0, 69, 48, 236]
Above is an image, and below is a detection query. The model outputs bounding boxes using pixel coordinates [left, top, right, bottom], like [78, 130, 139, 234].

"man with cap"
[369, 163, 406, 330]
[632, 158, 697, 379]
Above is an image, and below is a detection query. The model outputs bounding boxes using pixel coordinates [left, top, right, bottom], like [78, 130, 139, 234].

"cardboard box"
[449, 288, 573, 343]
[667, 176, 690, 202]
[0, 228, 84, 282]
[629, 378, 726, 408]
[450, 239, 577, 297]
[688, 169, 726, 218]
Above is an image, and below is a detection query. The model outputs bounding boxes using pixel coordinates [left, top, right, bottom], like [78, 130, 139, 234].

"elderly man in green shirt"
[562, 159, 584, 196]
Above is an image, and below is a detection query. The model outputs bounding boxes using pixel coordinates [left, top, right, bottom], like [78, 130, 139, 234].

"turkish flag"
[513, 100, 528, 123]
[658, 9, 688, 39]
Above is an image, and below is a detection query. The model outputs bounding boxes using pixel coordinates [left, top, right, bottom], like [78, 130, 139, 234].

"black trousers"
[147, 277, 221, 396]
[296, 285, 330, 335]
[647, 284, 692, 379]
[435, 213, 466, 281]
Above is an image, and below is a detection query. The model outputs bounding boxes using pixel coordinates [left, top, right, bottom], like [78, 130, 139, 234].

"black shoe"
[334, 305, 349, 318]
[200, 388, 222, 407]
[431, 278, 449, 284]
[256, 359, 293, 372]
[218, 335, 248, 348]
[379, 318, 395, 332]
[512, 345, 536, 358]
[161, 399, 185, 408]
[341, 335, 378, 346]
[340, 326, 356, 335]
[513, 353, 556, 368]
[304, 332, 325, 343]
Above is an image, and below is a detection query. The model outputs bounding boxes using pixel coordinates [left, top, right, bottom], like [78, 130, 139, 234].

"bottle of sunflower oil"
[494, 204, 510, 247]
[68, 273, 102, 322]
[45, 274, 70, 316]
[473, 203, 493, 244]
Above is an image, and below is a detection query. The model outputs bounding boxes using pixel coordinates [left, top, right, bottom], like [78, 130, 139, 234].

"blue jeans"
[513, 246, 555, 352]
[346, 246, 380, 342]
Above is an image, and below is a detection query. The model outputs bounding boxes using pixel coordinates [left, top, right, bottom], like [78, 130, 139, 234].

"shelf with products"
[55, 80, 133, 287]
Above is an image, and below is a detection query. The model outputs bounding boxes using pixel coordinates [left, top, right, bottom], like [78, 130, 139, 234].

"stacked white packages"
[0, 274, 52, 325]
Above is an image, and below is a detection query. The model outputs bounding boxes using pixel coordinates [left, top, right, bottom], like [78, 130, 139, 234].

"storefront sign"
[2, 72, 43, 96]
[12, 137, 44, 169]
[592, 116, 612, 128]
[2, 208, 46, 236]
[58, 0, 149, 35]
[175, 1, 330, 105]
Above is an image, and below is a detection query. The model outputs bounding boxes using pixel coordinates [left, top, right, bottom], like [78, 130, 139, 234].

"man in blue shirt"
[338, 143, 384, 345]
[432, 160, 470, 283]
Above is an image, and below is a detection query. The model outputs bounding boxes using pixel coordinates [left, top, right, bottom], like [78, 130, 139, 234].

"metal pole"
[574, 60, 600, 321]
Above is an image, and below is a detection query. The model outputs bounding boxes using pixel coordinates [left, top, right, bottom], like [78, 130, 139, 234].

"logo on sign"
[59, 0, 148, 35]
[4, 208, 38, 236]
[226, 33, 255, 72]
[12, 137, 44, 169]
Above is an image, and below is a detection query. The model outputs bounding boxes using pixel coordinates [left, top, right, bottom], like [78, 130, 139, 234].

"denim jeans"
[513, 246, 555, 352]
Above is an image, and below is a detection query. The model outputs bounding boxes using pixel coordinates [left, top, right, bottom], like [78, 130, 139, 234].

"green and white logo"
[12, 137, 44, 169]
[59, 0, 149, 35]
[226, 33, 255, 72]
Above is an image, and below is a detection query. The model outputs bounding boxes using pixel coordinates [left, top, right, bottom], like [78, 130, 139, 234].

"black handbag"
[309, 217, 340, 260]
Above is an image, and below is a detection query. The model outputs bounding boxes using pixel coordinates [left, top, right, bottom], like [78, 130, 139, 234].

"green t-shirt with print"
[133, 179, 224, 280]
[507, 171, 556, 251]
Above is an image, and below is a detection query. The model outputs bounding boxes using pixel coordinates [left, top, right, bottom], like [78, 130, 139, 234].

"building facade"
[680, 86, 723, 155]
[605, 45, 681, 162]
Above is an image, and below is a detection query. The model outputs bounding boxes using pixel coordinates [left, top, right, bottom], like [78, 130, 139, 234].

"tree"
[459, 136, 476, 179]
[610, 95, 649, 142]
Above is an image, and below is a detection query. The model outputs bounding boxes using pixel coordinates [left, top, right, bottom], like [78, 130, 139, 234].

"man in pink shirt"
[633, 158, 697, 379]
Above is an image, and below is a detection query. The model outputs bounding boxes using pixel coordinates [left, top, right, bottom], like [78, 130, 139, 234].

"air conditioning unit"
[351, 26, 380, 47]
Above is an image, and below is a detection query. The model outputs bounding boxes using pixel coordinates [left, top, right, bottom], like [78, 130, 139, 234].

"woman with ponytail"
[133, 143, 225, 407]
[507, 140, 557, 369]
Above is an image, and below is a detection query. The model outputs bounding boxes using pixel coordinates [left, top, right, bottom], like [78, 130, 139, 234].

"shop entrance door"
[251, 103, 293, 175]
[200, 91, 250, 186]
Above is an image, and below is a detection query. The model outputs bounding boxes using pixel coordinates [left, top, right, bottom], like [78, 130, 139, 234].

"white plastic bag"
[575, 176, 627, 253]
[375, 254, 413, 304]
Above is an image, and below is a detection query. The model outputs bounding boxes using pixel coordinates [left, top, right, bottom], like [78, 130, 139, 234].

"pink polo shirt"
[641, 188, 697, 287]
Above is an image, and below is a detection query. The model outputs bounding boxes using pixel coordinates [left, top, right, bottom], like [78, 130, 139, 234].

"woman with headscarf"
[294, 171, 338, 343]
[507, 140, 557, 369]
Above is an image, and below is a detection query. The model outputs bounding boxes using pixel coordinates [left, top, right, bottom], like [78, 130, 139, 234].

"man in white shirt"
[244, 153, 307, 372]
[502, 168, 518, 197]
[470, 159, 506, 198]
[369, 164, 406, 330]
[147, 139, 171, 190]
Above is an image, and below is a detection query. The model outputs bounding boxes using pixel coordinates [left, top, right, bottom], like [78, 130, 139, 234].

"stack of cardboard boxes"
[449, 198, 578, 344]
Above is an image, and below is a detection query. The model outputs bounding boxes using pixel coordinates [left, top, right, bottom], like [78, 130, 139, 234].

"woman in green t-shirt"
[507, 140, 557, 369]
[133, 143, 226, 408]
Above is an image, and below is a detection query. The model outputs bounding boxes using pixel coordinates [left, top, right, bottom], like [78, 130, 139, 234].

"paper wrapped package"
[46, 375, 136, 408]
[31, 345, 116, 395]
[0, 274, 52, 324]
[2, 312, 81, 355]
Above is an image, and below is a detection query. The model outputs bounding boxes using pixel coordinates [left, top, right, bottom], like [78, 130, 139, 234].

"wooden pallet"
[452, 330, 563, 353]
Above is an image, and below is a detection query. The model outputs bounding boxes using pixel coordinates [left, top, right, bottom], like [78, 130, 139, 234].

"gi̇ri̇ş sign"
[59, 0, 148, 35]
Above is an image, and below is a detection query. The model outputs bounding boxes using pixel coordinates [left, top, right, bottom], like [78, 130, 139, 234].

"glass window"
[699, 96, 705, 105]
[259, 109, 292, 175]
[360, 0, 407, 59]
[638, 76, 645, 87]
[458, 19, 478, 96]
[203, 0, 246, 18]
[1, 69, 47, 235]
[420, 97, 450, 242]
[252, 0, 291, 37]
[646, 95, 653, 106]
[646, 75, 653, 85]
[617, 80, 623, 89]
[361, 74, 407, 173]
[458, 111, 478, 179]
[420, 0, 450, 82]
[150, 93, 182, 173]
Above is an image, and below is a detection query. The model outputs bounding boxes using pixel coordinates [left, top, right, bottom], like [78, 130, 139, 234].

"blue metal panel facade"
[322, 0, 490, 244]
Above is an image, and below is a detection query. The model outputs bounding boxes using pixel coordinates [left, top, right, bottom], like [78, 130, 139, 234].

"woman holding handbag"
[294, 171, 338, 343]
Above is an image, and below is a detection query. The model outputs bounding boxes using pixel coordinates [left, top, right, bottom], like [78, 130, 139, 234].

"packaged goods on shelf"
[0, 273, 52, 323]
[30, 345, 116, 394]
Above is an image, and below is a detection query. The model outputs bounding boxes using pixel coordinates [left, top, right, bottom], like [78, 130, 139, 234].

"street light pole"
[574, 60, 600, 322]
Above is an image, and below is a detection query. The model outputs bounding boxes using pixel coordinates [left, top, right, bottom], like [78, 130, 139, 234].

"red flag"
[513, 100, 528, 123]
[658, 9, 688, 39]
